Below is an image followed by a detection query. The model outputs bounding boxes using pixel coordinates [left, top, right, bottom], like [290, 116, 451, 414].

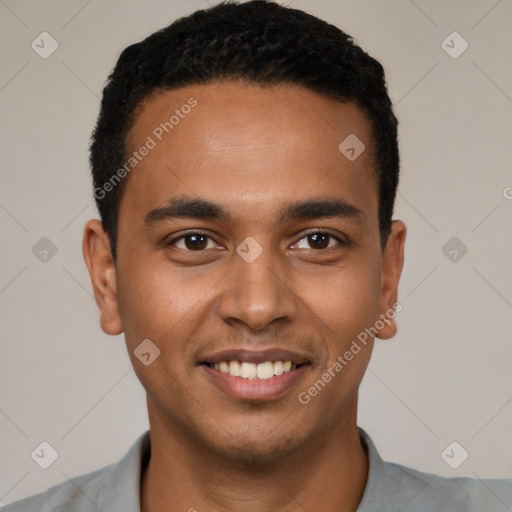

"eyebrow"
[144, 196, 364, 226]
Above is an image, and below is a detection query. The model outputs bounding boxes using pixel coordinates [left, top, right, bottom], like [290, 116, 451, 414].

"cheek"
[302, 257, 381, 335]
[115, 262, 204, 396]
[303, 264, 381, 403]
[116, 257, 217, 347]
[115, 260, 173, 343]
[295, 258, 382, 385]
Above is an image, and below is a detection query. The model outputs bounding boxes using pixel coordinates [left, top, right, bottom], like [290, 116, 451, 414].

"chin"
[200, 421, 310, 466]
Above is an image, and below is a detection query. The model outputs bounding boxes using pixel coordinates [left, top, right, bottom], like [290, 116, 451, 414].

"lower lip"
[201, 364, 309, 401]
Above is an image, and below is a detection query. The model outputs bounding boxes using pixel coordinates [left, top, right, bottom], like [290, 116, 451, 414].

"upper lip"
[200, 348, 310, 365]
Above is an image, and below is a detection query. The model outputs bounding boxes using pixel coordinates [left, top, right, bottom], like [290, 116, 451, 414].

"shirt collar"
[356, 426, 387, 510]
[97, 429, 150, 511]
[95, 426, 385, 511]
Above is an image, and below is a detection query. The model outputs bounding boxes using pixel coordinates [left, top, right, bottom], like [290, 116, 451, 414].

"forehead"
[120, 82, 378, 225]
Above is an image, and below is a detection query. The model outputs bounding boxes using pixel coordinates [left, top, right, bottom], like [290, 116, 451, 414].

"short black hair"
[90, 0, 399, 261]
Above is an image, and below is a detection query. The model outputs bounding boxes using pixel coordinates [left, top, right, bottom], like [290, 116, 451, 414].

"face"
[84, 82, 405, 462]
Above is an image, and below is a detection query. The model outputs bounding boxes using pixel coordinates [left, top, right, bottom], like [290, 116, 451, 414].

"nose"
[216, 245, 298, 332]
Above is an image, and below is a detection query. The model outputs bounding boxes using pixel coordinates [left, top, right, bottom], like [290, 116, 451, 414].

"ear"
[376, 220, 406, 340]
[82, 219, 123, 336]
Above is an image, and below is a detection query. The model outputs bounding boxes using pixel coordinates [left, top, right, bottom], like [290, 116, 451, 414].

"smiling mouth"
[203, 360, 306, 380]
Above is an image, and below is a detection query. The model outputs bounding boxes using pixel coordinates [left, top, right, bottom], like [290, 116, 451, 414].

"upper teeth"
[212, 360, 295, 379]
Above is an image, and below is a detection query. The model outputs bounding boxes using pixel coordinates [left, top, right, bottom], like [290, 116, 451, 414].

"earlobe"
[82, 219, 123, 336]
[376, 220, 406, 340]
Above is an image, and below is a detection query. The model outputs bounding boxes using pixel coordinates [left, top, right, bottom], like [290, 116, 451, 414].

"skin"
[83, 81, 406, 512]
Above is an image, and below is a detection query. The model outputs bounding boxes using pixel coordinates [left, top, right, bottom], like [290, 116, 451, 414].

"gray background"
[1, 0, 511, 505]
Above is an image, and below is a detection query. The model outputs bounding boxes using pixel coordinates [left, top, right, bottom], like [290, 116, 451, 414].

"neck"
[140, 406, 368, 512]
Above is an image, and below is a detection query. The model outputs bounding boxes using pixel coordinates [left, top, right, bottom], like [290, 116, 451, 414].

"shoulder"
[382, 459, 512, 511]
[357, 427, 512, 512]
[1, 463, 115, 512]
[1, 430, 150, 512]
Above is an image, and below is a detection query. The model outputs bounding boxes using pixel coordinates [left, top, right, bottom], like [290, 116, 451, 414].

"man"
[4, 1, 511, 511]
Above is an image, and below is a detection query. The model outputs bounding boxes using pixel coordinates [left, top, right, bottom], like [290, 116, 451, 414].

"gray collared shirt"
[3, 427, 511, 511]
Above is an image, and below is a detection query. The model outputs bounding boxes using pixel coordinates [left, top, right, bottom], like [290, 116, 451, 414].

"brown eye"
[308, 233, 330, 249]
[169, 233, 214, 251]
[293, 231, 343, 250]
[184, 234, 208, 250]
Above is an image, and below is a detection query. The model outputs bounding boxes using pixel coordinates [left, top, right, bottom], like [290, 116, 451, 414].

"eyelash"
[166, 230, 347, 251]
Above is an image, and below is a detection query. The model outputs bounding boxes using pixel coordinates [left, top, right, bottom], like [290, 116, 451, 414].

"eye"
[293, 231, 344, 250]
[167, 230, 345, 252]
[168, 232, 218, 251]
